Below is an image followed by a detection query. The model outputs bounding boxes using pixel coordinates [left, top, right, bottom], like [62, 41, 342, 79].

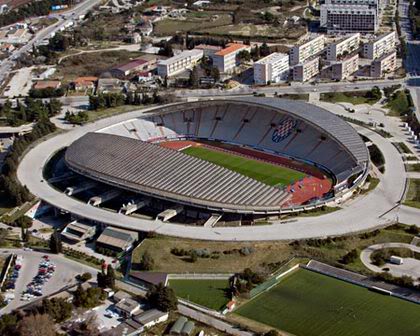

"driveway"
[360, 242, 420, 281]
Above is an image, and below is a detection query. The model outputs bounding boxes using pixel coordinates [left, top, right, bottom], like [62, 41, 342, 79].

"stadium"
[59, 97, 369, 224]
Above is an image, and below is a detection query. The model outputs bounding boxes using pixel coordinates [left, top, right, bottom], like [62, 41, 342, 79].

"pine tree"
[49, 229, 62, 254]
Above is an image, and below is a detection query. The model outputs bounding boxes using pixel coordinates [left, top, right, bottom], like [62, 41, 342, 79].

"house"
[170, 317, 195, 336]
[33, 80, 61, 90]
[95, 226, 137, 253]
[114, 298, 141, 318]
[170, 316, 188, 335]
[212, 43, 251, 73]
[60, 220, 96, 243]
[71, 76, 98, 91]
[128, 271, 168, 289]
[226, 300, 236, 311]
[133, 309, 168, 329]
[194, 44, 222, 57]
[138, 19, 153, 36]
[157, 49, 203, 77]
[111, 59, 149, 78]
[112, 290, 132, 303]
[97, 78, 123, 94]
[0, 43, 15, 53]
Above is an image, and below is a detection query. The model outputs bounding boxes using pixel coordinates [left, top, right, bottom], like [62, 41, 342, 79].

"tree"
[17, 314, 56, 336]
[73, 285, 105, 308]
[369, 86, 382, 100]
[146, 283, 178, 312]
[340, 249, 358, 264]
[260, 42, 270, 57]
[49, 229, 62, 254]
[237, 50, 251, 63]
[97, 265, 115, 289]
[139, 250, 155, 271]
[14, 215, 33, 228]
[41, 297, 72, 322]
[78, 272, 93, 283]
[189, 66, 200, 88]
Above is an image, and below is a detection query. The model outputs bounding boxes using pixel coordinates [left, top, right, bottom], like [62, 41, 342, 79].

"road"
[17, 101, 420, 242]
[0, 0, 102, 85]
[360, 242, 420, 280]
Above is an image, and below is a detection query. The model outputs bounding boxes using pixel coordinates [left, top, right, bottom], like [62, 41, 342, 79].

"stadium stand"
[69, 98, 368, 214]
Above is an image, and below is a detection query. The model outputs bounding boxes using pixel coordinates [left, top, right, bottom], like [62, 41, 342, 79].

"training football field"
[182, 146, 305, 187]
[169, 279, 231, 311]
[235, 269, 420, 336]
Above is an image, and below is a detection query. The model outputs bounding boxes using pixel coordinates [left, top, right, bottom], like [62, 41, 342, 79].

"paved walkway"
[360, 243, 420, 280]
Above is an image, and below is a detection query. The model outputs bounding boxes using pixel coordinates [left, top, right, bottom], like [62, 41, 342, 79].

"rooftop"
[129, 271, 168, 286]
[114, 59, 148, 72]
[133, 309, 168, 325]
[158, 49, 203, 65]
[96, 227, 137, 249]
[214, 43, 248, 56]
[115, 298, 140, 312]
[255, 52, 288, 64]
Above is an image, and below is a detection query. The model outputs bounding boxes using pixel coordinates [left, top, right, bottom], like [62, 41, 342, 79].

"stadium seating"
[98, 104, 361, 183]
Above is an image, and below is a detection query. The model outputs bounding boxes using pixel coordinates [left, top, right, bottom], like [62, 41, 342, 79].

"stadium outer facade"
[64, 97, 369, 215]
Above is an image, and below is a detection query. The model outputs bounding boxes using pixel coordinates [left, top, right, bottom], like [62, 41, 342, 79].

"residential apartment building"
[194, 44, 222, 57]
[330, 53, 359, 80]
[290, 35, 325, 65]
[363, 31, 396, 59]
[370, 51, 397, 78]
[326, 33, 360, 61]
[212, 43, 251, 73]
[293, 57, 320, 82]
[321, 0, 379, 33]
[254, 53, 290, 84]
[157, 49, 203, 77]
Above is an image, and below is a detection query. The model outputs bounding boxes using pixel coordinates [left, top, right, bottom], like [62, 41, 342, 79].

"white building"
[321, 0, 379, 34]
[157, 49, 203, 77]
[370, 51, 397, 78]
[290, 36, 325, 66]
[326, 33, 360, 61]
[330, 53, 359, 80]
[254, 53, 290, 84]
[363, 31, 396, 60]
[212, 43, 251, 73]
[293, 57, 320, 82]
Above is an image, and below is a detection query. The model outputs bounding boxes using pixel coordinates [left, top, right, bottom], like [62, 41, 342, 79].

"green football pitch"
[235, 269, 420, 336]
[169, 279, 231, 311]
[182, 146, 305, 187]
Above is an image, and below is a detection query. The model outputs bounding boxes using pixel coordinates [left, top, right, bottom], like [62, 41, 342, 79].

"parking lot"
[0, 249, 97, 313]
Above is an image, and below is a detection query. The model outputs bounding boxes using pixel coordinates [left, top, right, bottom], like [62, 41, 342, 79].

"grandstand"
[64, 98, 369, 215]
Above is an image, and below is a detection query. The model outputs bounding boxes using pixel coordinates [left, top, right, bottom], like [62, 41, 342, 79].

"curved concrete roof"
[65, 132, 290, 213]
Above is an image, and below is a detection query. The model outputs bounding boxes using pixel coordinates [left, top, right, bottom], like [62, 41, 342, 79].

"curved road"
[360, 242, 420, 277]
[16, 103, 417, 241]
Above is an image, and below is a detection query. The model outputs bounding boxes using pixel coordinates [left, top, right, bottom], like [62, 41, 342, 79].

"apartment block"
[370, 51, 397, 78]
[363, 31, 396, 59]
[326, 33, 360, 61]
[290, 35, 325, 66]
[321, 1, 378, 33]
[330, 53, 359, 80]
[194, 44, 222, 57]
[212, 43, 251, 73]
[254, 53, 290, 84]
[293, 57, 320, 82]
[157, 49, 203, 77]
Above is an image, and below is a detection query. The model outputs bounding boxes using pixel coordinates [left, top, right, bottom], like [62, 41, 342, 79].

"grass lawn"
[386, 90, 411, 117]
[235, 269, 420, 336]
[320, 91, 380, 105]
[406, 163, 420, 172]
[131, 225, 414, 275]
[169, 279, 231, 311]
[182, 146, 305, 187]
[154, 12, 231, 35]
[404, 179, 420, 209]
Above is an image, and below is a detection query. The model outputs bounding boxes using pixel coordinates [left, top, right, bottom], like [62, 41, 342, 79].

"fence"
[249, 258, 300, 298]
